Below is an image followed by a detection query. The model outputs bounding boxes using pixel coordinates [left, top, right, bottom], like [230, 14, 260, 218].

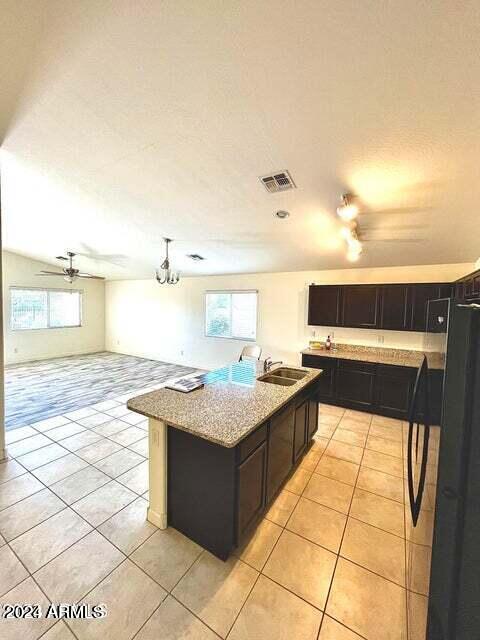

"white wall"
[3, 251, 105, 364]
[105, 262, 472, 371]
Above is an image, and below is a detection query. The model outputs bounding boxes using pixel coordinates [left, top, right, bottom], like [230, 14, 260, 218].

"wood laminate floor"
[5, 352, 199, 430]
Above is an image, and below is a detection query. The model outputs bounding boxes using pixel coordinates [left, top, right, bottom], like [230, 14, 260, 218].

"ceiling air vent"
[259, 170, 296, 193]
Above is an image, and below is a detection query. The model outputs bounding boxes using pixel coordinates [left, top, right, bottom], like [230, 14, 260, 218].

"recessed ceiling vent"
[259, 170, 296, 193]
[187, 254, 205, 261]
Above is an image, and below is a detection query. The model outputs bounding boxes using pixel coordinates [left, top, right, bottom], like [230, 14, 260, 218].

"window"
[205, 290, 258, 340]
[11, 288, 82, 330]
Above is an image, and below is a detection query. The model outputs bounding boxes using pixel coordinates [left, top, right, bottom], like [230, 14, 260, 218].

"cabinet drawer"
[377, 364, 416, 380]
[301, 354, 335, 369]
[237, 423, 267, 464]
[338, 359, 377, 374]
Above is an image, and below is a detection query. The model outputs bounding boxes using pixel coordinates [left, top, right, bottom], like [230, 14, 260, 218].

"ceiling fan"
[36, 252, 105, 283]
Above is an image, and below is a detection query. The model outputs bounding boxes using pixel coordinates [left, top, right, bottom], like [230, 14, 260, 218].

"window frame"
[10, 286, 84, 331]
[204, 289, 258, 342]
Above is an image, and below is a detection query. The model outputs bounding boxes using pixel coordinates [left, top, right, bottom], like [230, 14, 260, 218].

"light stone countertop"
[301, 344, 444, 370]
[127, 361, 322, 448]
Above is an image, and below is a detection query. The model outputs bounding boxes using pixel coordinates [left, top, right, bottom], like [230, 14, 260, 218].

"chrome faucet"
[263, 357, 283, 373]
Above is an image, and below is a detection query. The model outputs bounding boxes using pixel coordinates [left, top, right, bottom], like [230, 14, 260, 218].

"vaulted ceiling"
[1, 0, 479, 279]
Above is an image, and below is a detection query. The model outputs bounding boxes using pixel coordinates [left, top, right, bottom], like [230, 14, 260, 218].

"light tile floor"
[0, 401, 433, 640]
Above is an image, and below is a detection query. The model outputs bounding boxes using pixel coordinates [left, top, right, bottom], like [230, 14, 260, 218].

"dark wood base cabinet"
[167, 381, 319, 560]
[301, 354, 442, 423]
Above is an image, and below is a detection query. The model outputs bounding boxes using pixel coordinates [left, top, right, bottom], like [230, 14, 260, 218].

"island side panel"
[147, 418, 168, 529]
[167, 426, 237, 560]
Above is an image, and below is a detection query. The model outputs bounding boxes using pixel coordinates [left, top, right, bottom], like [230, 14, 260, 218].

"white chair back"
[239, 345, 262, 361]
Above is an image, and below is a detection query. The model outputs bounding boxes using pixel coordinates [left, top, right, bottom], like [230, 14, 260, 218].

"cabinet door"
[301, 355, 336, 399]
[463, 277, 474, 299]
[380, 284, 409, 330]
[439, 284, 453, 298]
[308, 285, 342, 326]
[293, 401, 308, 462]
[307, 398, 319, 440]
[409, 284, 443, 331]
[473, 274, 480, 298]
[267, 405, 295, 502]
[342, 285, 379, 328]
[454, 281, 465, 300]
[236, 442, 267, 542]
[375, 365, 415, 419]
[336, 361, 376, 409]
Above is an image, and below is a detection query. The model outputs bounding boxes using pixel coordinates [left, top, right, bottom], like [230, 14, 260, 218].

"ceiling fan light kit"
[156, 238, 180, 285]
[337, 194, 363, 262]
[36, 251, 105, 282]
[337, 194, 359, 222]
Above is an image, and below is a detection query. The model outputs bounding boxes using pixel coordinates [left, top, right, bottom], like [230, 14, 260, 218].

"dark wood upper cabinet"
[409, 284, 446, 332]
[307, 281, 453, 332]
[380, 284, 409, 330]
[439, 284, 453, 298]
[308, 285, 342, 326]
[454, 281, 465, 299]
[454, 268, 480, 301]
[342, 285, 379, 328]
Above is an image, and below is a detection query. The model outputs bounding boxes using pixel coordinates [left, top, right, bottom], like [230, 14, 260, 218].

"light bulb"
[347, 237, 362, 254]
[337, 203, 359, 222]
[339, 225, 352, 240]
[347, 249, 361, 262]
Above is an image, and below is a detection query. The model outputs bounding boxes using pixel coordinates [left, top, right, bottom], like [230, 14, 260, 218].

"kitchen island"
[127, 361, 321, 559]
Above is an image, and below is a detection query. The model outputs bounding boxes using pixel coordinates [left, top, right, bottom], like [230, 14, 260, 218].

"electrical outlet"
[117, 340, 120, 346]
[14, 347, 18, 354]
[180, 350, 184, 356]
[378, 335, 385, 344]
[152, 429, 159, 447]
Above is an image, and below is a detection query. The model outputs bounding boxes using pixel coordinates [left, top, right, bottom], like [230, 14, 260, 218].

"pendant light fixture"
[155, 238, 180, 285]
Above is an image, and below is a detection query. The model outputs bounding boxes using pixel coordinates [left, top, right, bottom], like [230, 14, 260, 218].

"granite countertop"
[301, 344, 444, 370]
[127, 361, 322, 448]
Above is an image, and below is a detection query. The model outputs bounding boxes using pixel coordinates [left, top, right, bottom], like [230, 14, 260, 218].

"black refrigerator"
[405, 302, 480, 639]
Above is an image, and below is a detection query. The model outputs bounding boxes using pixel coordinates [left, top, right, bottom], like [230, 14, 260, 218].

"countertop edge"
[127, 367, 323, 448]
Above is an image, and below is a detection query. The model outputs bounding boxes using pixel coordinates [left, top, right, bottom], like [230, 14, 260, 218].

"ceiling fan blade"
[360, 206, 433, 216]
[362, 238, 425, 243]
[37, 271, 66, 276]
[74, 251, 128, 267]
[78, 274, 105, 280]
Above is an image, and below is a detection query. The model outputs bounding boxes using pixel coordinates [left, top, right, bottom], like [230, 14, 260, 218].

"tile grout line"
[315, 409, 373, 640]
[2, 402, 409, 639]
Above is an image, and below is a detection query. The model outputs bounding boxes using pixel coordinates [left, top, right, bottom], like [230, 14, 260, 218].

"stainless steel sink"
[270, 367, 308, 380]
[259, 374, 297, 386]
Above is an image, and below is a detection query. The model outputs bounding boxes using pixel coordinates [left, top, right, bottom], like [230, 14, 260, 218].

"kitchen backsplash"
[307, 326, 426, 352]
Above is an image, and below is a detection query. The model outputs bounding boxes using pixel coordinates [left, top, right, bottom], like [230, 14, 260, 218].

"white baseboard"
[147, 506, 167, 529]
